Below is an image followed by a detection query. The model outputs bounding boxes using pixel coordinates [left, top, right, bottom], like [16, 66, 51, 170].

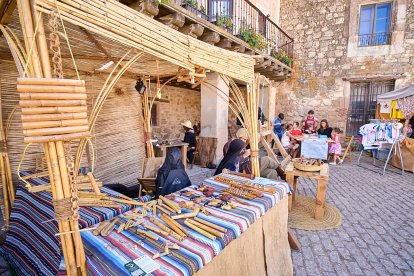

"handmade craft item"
[87, 172, 101, 195]
[101, 218, 119, 237]
[17, 78, 91, 143]
[171, 208, 200, 219]
[136, 229, 158, 241]
[159, 213, 189, 237]
[194, 217, 227, 233]
[150, 218, 184, 241]
[184, 219, 216, 240]
[152, 241, 179, 259]
[143, 222, 169, 236]
[187, 220, 224, 238]
[159, 195, 181, 213]
[222, 186, 257, 200]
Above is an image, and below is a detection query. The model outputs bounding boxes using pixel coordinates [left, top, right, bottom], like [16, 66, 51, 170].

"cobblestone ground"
[292, 155, 414, 276]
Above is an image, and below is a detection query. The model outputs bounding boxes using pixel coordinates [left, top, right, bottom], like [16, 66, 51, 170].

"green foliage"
[216, 14, 233, 30]
[200, 5, 207, 14]
[154, 0, 170, 5]
[181, 0, 198, 9]
[272, 50, 292, 66]
[239, 28, 267, 51]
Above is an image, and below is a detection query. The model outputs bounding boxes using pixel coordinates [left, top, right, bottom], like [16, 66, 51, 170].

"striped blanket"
[0, 170, 150, 275]
[83, 175, 290, 275]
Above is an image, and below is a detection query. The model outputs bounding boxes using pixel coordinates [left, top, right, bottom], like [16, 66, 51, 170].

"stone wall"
[278, 0, 414, 132]
[151, 85, 201, 141]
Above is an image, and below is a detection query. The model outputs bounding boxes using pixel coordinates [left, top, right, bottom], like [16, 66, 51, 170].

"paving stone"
[291, 156, 414, 275]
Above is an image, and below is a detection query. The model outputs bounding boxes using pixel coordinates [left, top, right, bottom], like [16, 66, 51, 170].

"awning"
[377, 84, 414, 100]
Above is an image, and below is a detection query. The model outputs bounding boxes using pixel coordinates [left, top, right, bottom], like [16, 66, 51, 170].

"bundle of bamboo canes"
[17, 78, 90, 143]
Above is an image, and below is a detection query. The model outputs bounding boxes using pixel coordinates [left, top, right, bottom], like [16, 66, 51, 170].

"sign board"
[300, 138, 329, 160]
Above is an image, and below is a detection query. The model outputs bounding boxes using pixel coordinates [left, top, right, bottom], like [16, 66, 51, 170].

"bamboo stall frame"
[0, 0, 263, 274]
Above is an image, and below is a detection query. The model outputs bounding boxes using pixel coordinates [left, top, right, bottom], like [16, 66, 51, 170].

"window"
[358, 2, 392, 47]
[151, 103, 159, 127]
[209, 0, 232, 22]
[346, 80, 394, 136]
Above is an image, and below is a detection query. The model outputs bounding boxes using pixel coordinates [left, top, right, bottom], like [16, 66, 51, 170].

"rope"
[53, 198, 73, 221]
[22, 13, 42, 77]
[17, 143, 33, 188]
[53, 0, 80, 80]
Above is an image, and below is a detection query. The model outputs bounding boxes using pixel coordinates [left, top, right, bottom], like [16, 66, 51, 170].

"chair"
[190, 137, 200, 169]
[137, 157, 164, 196]
[340, 136, 354, 163]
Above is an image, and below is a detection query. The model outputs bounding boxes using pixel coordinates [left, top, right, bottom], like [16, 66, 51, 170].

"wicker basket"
[293, 158, 324, 172]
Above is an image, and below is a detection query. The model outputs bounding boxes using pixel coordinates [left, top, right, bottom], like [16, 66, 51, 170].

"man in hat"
[181, 120, 196, 162]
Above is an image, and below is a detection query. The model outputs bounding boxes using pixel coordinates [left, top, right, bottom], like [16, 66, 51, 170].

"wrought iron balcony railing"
[171, 0, 294, 67]
[358, 32, 391, 47]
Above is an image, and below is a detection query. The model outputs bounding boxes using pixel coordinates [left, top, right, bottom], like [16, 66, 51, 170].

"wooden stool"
[286, 162, 329, 220]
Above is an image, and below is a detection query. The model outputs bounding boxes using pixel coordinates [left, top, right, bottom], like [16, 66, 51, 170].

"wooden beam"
[230, 44, 245, 53]
[157, 12, 185, 30]
[78, 27, 116, 63]
[199, 31, 220, 45]
[179, 23, 204, 38]
[0, 0, 16, 25]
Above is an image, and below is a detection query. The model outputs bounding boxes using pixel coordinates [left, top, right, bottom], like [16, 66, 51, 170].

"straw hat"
[236, 128, 249, 139]
[181, 120, 193, 129]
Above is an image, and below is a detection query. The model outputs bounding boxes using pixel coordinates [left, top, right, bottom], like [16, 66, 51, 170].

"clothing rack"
[358, 120, 404, 175]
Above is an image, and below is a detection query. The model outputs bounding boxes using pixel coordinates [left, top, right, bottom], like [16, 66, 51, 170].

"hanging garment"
[379, 100, 392, 113]
[390, 100, 404, 119]
[397, 96, 414, 120]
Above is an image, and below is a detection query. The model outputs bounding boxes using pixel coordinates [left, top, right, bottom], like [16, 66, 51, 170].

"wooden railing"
[171, 0, 294, 66]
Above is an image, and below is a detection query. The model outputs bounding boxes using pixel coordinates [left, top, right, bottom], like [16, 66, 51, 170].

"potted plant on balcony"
[216, 14, 233, 32]
[239, 28, 267, 51]
[272, 50, 292, 67]
[181, 0, 209, 20]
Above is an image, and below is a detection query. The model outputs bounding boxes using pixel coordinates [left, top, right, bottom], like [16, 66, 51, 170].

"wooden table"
[157, 142, 188, 169]
[285, 162, 329, 220]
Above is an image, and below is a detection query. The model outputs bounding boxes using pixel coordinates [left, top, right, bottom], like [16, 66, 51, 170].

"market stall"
[0, 172, 292, 275]
[377, 84, 414, 172]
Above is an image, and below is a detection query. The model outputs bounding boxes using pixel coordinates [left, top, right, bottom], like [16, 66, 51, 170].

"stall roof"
[377, 84, 414, 100]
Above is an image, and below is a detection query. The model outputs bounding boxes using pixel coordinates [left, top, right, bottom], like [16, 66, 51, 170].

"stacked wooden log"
[17, 78, 91, 143]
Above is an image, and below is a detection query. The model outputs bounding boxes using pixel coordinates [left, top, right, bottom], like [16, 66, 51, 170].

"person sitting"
[181, 120, 196, 162]
[223, 128, 249, 156]
[216, 137, 286, 181]
[317, 119, 333, 138]
[290, 122, 303, 158]
[304, 125, 317, 135]
[155, 148, 191, 198]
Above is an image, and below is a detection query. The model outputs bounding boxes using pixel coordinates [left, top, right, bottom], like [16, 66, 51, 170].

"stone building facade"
[278, 0, 414, 134]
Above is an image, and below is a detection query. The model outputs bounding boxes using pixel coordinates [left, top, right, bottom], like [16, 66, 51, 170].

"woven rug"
[288, 195, 342, 231]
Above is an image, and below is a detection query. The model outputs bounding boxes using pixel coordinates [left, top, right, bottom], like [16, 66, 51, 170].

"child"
[329, 127, 342, 165]
[402, 121, 413, 138]
[304, 125, 317, 135]
[281, 124, 293, 149]
[289, 122, 303, 158]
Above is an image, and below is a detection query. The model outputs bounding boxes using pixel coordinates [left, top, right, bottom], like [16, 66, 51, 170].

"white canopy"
[377, 84, 414, 100]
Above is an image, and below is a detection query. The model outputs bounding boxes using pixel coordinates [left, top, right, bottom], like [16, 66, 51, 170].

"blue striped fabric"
[82, 175, 290, 275]
[0, 170, 150, 275]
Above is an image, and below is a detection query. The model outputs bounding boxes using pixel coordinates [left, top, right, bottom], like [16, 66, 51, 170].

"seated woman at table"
[155, 148, 191, 198]
[181, 120, 196, 162]
[317, 119, 333, 138]
[215, 139, 286, 180]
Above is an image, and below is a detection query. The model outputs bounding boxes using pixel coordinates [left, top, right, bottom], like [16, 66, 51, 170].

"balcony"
[120, 0, 293, 82]
[173, 0, 294, 67]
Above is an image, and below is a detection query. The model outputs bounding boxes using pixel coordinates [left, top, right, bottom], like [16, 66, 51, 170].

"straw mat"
[288, 196, 342, 231]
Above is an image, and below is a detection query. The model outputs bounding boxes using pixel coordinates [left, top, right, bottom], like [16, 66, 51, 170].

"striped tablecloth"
[83, 174, 290, 276]
[0, 170, 150, 275]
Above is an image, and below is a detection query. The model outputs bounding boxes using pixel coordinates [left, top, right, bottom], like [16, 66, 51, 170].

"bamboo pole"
[21, 112, 88, 122]
[21, 106, 88, 115]
[15, 1, 87, 274]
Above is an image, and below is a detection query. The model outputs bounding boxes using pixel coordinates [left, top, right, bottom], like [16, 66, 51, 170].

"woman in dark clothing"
[155, 148, 191, 198]
[317, 119, 333, 138]
[214, 139, 245, 175]
[181, 120, 196, 162]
